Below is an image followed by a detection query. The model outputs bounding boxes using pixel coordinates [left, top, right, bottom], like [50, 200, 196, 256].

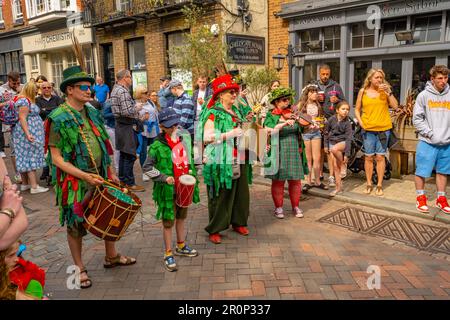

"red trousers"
[271, 180, 302, 209]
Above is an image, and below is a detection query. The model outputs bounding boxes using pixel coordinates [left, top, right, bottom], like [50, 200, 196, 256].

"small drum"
[83, 182, 142, 241]
[176, 174, 196, 208]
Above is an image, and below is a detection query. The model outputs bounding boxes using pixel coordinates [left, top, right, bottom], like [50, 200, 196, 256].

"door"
[102, 44, 115, 89]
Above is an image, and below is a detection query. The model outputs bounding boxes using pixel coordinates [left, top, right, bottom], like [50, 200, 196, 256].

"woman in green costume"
[198, 74, 251, 244]
[264, 87, 309, 219]
[142, 108, 200, 272]
[45, 66, 136, 289]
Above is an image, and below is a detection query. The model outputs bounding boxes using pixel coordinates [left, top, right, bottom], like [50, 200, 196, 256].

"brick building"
[83, 0, 268, 93]
[0, 0, 32, 83]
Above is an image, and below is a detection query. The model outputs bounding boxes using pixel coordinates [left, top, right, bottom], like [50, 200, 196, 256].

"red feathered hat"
[207, 74, 241, 108]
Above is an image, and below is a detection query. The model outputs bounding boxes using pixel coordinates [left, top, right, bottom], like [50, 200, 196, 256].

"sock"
[416, 190, 426, 196]
[165, 249, 172, 257]
[437, 192, 446, 198]
[177, 241, 185, 249]
[288, 180, 301, 209]
[271, 180, 285, 208]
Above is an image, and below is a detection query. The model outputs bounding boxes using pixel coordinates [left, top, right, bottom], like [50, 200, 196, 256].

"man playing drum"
[143, 108, 200, 272]
[45, 66, 136, 289]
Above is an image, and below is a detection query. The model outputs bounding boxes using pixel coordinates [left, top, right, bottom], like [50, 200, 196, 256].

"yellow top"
[361, 92, 392, 131]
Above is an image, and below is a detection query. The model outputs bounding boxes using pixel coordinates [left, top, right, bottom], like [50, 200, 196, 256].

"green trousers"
[205, 164, 250, 234]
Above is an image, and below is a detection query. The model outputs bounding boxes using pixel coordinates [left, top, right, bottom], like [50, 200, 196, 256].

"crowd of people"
[0, 61, 448, 299]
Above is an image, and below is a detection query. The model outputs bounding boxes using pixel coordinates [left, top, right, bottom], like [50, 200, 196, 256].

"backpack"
[0, 96, 30, 126]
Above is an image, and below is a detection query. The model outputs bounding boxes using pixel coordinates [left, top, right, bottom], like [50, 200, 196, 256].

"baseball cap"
[159, 108, 180, 128]
[168, 80, 182, 89]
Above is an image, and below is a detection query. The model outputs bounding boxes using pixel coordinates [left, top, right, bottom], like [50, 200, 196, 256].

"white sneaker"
[274, 207, 284, 219]
[0, 151, 6, 158]
[142, 174, 150, 182]
[20, 184, 31, 191]
[14, 173, 22, 184]
[30, 186, 49, 194]
[328, 176, 336, 187]
[293, 207, 304, 218]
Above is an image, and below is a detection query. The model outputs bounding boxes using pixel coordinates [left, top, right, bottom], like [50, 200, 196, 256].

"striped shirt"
[172, 91, 195, 134]
[110, 83, 139, 119]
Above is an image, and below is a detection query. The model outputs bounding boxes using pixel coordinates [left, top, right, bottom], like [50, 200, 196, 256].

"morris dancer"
[198, 74, 251, 244]
[46, 66, 136, 289]
[264, 87, 309, 219]
[143, 108, 200, 272]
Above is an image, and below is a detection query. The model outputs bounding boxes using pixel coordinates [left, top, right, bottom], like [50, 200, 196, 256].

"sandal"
[375, 186, 384, 196]
[302, 184, 312, 192]
[364, 185, 373, 194]
[79, 269, 92, 289]
[104, 253, 137, 269]
[314, 183, 329, 190]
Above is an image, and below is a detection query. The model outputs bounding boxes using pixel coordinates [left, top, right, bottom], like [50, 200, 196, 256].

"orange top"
[361, 92, 392, 131]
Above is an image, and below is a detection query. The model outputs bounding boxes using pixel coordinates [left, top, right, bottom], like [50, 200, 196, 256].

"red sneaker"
[436, 196, 450, 214]
[232, 226, 249, 236]
[416, 195, 429, 213]
[209, 233, 221, 244]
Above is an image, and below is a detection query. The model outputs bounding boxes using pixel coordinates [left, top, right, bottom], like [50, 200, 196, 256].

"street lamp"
[272, 45, 305, 72]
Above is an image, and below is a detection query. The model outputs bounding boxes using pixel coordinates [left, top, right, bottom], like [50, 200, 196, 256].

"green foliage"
[241, 66, 280, 105]
[169, 2, 229, 81]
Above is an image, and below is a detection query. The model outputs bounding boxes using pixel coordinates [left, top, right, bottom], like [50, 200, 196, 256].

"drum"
[83, 182, 142, 241]
[176, 175, 196, 208]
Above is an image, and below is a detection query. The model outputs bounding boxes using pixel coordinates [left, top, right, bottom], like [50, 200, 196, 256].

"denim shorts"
[415, 141, 450, 178]
[362, 130, 390, 156]
[302, 131, 321, 141]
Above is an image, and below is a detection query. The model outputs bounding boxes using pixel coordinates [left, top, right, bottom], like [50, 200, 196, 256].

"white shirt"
[196, 89, 206, 116]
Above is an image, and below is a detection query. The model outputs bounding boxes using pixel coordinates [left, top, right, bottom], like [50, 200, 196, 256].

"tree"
[241, 66, 280, 106]
[168, 2, 229, 82]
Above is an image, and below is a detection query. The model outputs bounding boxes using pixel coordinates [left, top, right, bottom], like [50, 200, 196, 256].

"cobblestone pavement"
[18, 176, 450, 300]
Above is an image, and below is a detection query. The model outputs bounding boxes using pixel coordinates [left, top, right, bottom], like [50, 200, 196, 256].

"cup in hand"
[318, 91, 325, 102]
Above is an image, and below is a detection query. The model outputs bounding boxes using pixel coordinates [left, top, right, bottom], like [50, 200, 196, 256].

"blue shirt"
[172, 91, 195, 135]
[94, 84, 110, 103]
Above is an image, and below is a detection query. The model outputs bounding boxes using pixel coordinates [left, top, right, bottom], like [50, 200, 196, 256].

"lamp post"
[272, 45, 305, 86]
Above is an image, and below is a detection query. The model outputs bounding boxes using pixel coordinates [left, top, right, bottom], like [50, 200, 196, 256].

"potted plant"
[391, 88, 419, 152]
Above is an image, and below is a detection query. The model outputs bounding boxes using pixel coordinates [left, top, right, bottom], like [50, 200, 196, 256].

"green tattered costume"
[197, 101, 252, 234]
[263, 111, 309, 180]
[149, 134, 200, 222]
[45, 103, 113, 227]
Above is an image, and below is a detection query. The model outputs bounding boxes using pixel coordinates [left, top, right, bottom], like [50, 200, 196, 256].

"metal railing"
[82, 0, 212, 27]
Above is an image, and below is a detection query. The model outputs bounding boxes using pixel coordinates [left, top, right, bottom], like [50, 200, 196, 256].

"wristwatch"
[0, 208, 15, 223]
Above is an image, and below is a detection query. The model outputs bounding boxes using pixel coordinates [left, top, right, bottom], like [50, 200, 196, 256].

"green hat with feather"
[269, 87, 296, 104]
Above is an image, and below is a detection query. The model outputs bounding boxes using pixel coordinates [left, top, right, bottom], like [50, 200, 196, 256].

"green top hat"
[59, 65, 95, 93]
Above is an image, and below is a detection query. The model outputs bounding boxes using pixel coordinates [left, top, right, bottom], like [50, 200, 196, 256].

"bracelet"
[0, 208, 16, 223]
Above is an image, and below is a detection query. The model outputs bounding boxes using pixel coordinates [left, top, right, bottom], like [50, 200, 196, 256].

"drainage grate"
[319, 207, 450, 255]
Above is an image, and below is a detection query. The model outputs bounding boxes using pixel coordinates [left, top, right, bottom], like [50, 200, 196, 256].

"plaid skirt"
[266, 128, 304, 181]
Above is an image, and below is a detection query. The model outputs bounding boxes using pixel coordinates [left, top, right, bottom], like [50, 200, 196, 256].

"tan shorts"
[67, 220, 88, 238]
[162, 205, 188, 228]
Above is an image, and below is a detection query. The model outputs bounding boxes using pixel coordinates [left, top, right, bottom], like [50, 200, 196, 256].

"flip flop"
[79, 269, 92, 289]
[314, 183, 328, 190]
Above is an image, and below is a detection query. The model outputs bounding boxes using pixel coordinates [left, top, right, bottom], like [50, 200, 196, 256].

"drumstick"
[88, 174, 129, 194]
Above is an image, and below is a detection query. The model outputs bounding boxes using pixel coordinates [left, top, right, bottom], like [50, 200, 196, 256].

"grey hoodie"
[413, 81, 450, 146]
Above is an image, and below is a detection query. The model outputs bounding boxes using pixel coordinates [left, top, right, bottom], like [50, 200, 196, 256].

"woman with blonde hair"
[297, 84, 327, 191]
[355, 69, 398, 196]
[12, 82, 48, 194]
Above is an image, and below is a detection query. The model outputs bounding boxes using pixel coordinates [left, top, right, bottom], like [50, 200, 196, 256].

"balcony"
[82, 0, 217, 29]
[26, 0, 77, 26]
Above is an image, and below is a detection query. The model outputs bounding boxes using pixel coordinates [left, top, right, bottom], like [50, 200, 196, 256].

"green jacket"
[45, 103, 113, 227]
[147, 134, 200, 221]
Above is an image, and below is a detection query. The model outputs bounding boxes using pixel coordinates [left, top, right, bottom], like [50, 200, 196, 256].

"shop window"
[303, 62, 317, 85]
[413, 15, 442, 43]
[412, 57, 435, 94]
[51, 53, 64, 93]
[323, 26, 340, 51]
[382, 59, 402, 101]
[351, 23, 375, 49]
[67, 51, 78, 67]
[31, 54, 39, 71]
[300, 29, 320, 53]
[380, 19, 407, 47]
[0, 50, 26, 84]
[83, 46, 94, 77]
[353, 61, 372, 105]
[128, 38, 146, 71]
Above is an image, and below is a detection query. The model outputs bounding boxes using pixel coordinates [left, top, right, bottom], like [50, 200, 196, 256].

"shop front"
[21, 25, 98, 93]
[0, 35, 27, 84]
[279, 0, 450, 107]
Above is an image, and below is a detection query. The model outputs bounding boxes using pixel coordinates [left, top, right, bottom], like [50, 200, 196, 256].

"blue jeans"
[139, 137, 155, 167]
[119, 152, 136, 186]
[362, 130, 390, 156]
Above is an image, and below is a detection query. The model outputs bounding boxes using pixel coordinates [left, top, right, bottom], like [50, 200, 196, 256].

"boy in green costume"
[143, 108, 200, 272]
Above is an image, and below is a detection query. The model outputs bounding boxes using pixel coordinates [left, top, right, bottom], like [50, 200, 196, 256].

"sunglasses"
[41, 86, 52, 89]
[228, 90, 238, 96]
[74, 84, 94, 92]
[280, 98, 290, 102]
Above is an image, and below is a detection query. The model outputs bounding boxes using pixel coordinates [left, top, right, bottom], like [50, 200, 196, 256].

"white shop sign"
[22, 27, 93, 54]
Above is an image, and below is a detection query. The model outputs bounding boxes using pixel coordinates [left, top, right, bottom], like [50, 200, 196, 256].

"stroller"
[347, 118, 392, 184]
